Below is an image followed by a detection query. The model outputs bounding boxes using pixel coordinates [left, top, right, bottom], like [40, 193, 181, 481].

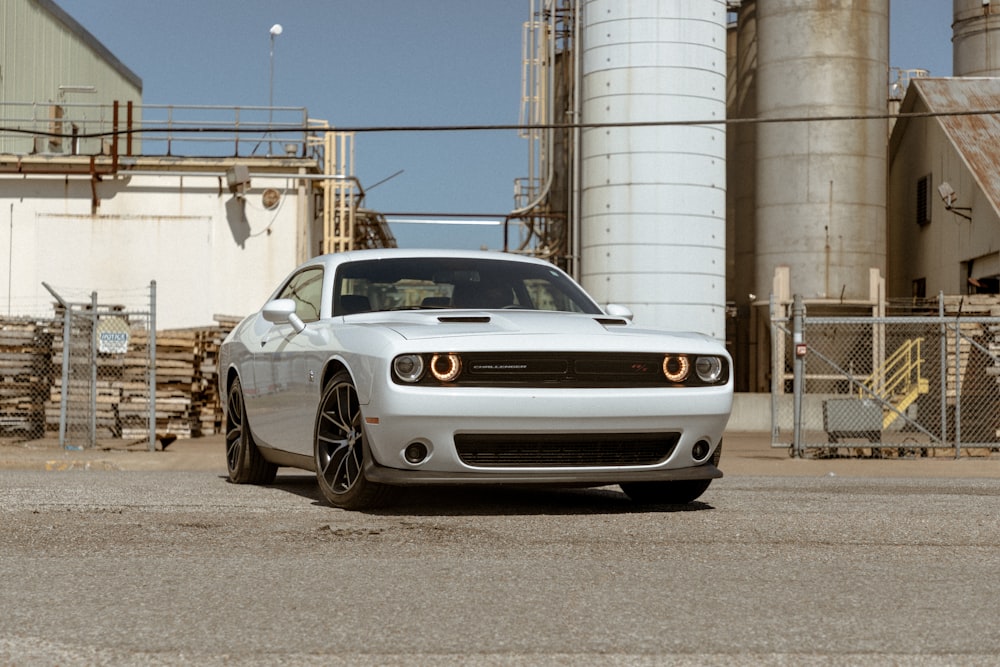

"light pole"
[268, 23, 282, 155]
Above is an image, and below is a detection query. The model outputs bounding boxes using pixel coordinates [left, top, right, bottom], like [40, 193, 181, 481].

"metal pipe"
[570, 0, 582, 280]
[509, 0, 558, 219]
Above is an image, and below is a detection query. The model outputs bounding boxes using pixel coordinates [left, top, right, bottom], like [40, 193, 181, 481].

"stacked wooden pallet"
[45, 314, 143, 440]
[0, 319, 54, 438]
[130, 316, 237, 439]
[38, 316, 236, 441]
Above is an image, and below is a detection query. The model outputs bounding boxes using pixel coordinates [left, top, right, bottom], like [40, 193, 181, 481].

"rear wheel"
[620, 479, 712, 505]
[225, 376, 277, 484]
[314, 372, 395, 510]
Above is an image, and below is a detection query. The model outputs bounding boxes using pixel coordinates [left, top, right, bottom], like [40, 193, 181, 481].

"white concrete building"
[0, 1, 389, 328]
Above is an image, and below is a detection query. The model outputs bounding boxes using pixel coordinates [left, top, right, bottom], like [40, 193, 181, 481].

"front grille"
[454, 432, 679, 468]
[461, 352, 669, 387]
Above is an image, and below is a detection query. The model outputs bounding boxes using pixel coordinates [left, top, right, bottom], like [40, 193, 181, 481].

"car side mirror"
[262, 298, 306, 334]
[604, 303, 634, 321]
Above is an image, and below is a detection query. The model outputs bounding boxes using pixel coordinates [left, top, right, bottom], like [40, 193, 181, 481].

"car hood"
[347, 310, 724, 353]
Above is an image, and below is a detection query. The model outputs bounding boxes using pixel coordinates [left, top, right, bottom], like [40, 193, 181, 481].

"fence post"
[954, 315, 962, 459]
[60, 302, 71, 449]
[769, 294, 781, 448]
[41, 283, 72, 449]
[89, 291, 98, 449]
[148, 280, 157, 452]
[792, 294, 805, 457]
[939, 293, 948, 452]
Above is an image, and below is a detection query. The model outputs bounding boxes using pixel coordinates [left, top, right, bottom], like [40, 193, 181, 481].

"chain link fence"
[771, 295, 1000, 458]
[1, 283, 156, 450]
[2, 281, 237, 450]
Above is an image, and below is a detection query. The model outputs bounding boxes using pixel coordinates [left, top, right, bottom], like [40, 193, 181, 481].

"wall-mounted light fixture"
[226, 164, 251, 198]
[937, 181, 973, 221]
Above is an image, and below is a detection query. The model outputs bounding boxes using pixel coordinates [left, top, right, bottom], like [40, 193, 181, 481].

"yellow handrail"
[860, 337, 924, 400]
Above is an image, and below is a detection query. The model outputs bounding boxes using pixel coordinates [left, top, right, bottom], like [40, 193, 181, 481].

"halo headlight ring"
[430, 353, 463, 382]
[662, 355, 691, 383]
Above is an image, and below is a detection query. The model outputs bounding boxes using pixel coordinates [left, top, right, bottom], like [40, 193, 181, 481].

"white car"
[219, 249, 733, 509]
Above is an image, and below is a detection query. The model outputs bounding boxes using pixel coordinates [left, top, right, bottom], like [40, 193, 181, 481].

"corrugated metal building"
[887, 77, 1000, 297]
[0, 0, 142, 154]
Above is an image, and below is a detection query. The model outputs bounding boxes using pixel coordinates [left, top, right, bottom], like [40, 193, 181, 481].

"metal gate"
[771, 295, 1000, 458]
[43, 282, 157, 450]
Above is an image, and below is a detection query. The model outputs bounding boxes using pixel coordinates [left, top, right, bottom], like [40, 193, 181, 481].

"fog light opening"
[691, 440, 712, 463]
[403, 442, 429, 464]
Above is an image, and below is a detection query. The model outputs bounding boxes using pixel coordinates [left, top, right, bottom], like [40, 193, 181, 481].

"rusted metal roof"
[908, 77, 1000, 214]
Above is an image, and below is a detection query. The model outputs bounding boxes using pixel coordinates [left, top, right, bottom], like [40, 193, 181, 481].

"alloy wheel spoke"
[321, 406, 351, 435]
[226, 429, 241, 465]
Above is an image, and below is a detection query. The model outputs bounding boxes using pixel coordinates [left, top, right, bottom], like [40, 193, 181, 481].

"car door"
[250, 267, 327, 453]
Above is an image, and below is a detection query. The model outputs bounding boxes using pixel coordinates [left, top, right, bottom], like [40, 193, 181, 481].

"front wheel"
[314, 372, 396, 510]
[619, 478, 712, 505]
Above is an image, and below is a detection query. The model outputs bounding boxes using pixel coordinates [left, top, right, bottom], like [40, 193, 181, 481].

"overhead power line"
[1, 108, 997, 141]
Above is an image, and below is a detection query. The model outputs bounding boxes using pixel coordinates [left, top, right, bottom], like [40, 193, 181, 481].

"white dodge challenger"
[218, 249, 733, 510]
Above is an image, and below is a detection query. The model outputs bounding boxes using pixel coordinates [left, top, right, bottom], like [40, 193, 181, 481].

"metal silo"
[953, 0, 1000, 76]
[753, 0, 888, 302]
[579, 0, 728, 339]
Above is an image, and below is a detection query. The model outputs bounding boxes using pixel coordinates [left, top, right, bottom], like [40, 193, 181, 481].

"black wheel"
[620, 478, 713, 505]
[314, 372, 395, 510]
[225, 376, 277, 484]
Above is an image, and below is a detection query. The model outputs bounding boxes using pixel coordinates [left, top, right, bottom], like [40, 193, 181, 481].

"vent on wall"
[916, 174, 931, 226]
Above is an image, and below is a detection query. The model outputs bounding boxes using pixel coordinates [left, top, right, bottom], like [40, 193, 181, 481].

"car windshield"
[333, 257, 602, 315]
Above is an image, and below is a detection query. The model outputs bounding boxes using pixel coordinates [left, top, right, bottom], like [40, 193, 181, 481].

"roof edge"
[35, 0, 143, 93]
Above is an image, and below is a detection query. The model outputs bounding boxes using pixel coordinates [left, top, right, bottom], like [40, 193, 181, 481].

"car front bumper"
[361, 383, 732, 484]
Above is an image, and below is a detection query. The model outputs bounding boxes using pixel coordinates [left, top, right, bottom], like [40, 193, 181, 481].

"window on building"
[912, 278, 926, 299]
[916, 174, 931, 226]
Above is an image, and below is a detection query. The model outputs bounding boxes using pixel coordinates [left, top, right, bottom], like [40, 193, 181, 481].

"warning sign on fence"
[97, 317, 130, 354]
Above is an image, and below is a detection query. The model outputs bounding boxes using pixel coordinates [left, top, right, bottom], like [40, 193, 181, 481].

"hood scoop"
[594, 317, 629, 326]
[437, 315, 492, 323]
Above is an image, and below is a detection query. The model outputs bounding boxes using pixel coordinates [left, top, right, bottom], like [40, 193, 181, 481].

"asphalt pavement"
[2, 430, 998, 478]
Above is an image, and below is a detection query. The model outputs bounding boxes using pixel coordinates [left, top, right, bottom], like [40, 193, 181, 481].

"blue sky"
[54, 0, 952, 250]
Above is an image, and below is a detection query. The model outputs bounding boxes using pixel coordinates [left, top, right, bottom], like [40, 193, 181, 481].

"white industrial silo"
[953, 0, 1000, 76]
[579, 0, 728, 339]
[753, 0, 888, 302]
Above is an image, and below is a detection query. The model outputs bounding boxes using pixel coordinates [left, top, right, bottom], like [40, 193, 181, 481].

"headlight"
[662, 355, 690, 383]
[393, 354, 425, 383]
[430, 353, 463, 382]
[695, 356, 724, 383]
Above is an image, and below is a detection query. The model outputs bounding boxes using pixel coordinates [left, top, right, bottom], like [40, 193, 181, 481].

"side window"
[278, 267, 324, 323]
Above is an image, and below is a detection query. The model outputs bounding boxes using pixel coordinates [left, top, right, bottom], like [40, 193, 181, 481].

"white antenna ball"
[270, 24, 283, 36]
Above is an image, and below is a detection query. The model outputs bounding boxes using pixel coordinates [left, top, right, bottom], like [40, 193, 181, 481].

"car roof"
[300, 248, 558, 271]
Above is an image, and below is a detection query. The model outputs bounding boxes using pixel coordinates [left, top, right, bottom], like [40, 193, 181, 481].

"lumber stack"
[131, 316, 237, 439]
[0, 319, 54, 438]
[25, 315, 236, 443]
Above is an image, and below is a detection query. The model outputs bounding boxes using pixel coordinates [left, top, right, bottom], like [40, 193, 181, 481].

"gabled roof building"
[888, 77, 1000, 298]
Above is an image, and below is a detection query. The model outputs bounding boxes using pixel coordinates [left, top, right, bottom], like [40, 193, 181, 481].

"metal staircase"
[860, 337, 929, 429]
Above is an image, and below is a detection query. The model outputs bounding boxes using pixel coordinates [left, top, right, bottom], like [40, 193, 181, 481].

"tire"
[619, 478, 712, 505]
[314, 372, 396, 510]
[225, 376, 277, 484]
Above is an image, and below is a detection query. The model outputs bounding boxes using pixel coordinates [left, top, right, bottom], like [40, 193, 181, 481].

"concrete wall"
[1, 168, 308, 328]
